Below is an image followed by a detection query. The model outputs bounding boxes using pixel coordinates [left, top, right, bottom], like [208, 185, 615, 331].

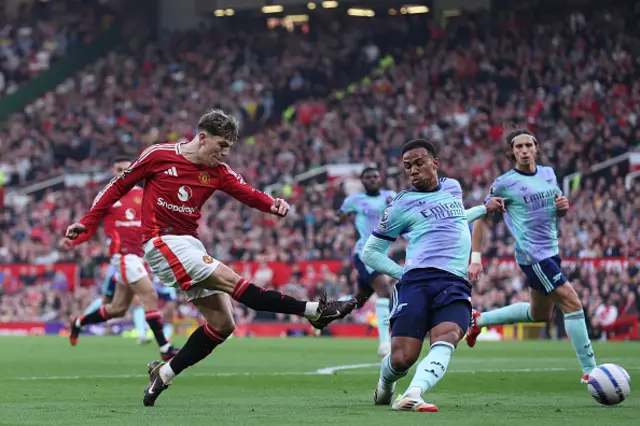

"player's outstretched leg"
[194, 261, 357, 326]
[145, 239, 357, 328]
[466, 302, 534, 347]
[143, 294, 234, 407]
[69, 284, 135, 346]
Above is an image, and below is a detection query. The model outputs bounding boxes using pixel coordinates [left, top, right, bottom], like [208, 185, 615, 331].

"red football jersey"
[73, 187, 144, 256]
[79, 143, 275, 243]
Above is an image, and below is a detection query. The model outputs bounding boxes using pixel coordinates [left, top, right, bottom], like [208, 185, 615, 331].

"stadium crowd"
[0, 0, 117, 98]
[1, 4, 639, 336]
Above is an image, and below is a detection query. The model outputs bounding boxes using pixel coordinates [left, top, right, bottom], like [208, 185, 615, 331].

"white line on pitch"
[3, 364, 638, 381]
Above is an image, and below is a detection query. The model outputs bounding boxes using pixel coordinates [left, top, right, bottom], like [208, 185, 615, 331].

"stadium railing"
[562, 151, 640, 198]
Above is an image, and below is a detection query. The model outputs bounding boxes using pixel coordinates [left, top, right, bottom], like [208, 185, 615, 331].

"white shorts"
[143, 235, 223, 301]
[110, 253, 148, 286]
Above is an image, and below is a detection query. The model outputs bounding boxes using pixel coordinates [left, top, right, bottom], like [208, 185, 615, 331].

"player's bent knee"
[390, 349, 419, 372]
[529, 307, 553, 322]
[207, 319, 235, 338]
[108, 306, 127, 318]
[390, 336, 422, 371]
[430, 323, 464, 347]
[551, 283, 582, 313]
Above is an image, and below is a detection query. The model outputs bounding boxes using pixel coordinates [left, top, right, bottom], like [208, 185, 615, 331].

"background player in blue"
[333, 166, 396, 357]
[154, 277, 178, 340]
[84, 265, 117, 315]
[466, 129, 596, 383]
[361, 139, 505, 412]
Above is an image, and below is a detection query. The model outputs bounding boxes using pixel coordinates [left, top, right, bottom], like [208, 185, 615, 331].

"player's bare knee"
[529, 306, 552, 322]
[390, 340, 420, 372]
[208, 318, 235, 337]
[203, 263, 241, 294]
[551, 284, 582, 314]
[430, 324, 463, 347]
[558, 292, 582, 314]
[139, 290, 159, 309]
[108, 305, 127, 318]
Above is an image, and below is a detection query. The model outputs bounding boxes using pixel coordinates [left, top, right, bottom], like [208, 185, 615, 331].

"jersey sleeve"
[79, 146, 156, 236]
[219, 164, 274, 213]
[551, 168, 563, 196]
[339, 194, 357, 213]
[371, 202, 408, 241]
[485, 177, 504, 203]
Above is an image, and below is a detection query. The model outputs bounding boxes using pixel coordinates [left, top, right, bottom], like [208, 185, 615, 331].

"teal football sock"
[564, 310, 597, 374]
[132, 306, 147, 338]
[84, 298, 104, 315]
[404, 341, 454, 397]
[375, 298, 391, 344]
[163, 324, 174, 340]
[477, 302, 534, 327]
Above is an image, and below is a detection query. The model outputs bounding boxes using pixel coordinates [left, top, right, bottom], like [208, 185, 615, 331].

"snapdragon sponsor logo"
[115, 220, 142, 227]
[157, 198, 198, 214]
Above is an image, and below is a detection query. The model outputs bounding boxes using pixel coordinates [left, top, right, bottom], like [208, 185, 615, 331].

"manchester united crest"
[203, 255, 214, 264]
[134, 196, 142, 205]
[199, 172, 211, 184]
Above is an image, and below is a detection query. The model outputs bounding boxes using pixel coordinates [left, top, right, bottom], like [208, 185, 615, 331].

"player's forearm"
[471, 218, 486, 254]
[465, 205, 487, 223]
[225, 183, 274, 213]
[248, 190, 276, 213]
[361, 236, 403, 280]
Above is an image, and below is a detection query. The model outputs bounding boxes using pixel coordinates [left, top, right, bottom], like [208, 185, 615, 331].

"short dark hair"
[197, 109, 240, 142]
[504, 126, 537, 162]
[401, 139, 438, 158]
[112, 156, 133, 165]
[360, 165, 379, 179]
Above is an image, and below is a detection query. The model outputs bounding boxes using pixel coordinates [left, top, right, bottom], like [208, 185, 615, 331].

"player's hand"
[270, 198, 290, 217]
[485, 197, 506, 214]
[467, 262, 484, 282]
[58, 238, 74, 251]
[65, 223, 86, 240]
[555, 194, 569, 212]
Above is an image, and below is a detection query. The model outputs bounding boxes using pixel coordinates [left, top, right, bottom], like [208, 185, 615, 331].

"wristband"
[471, 252, 482, 264]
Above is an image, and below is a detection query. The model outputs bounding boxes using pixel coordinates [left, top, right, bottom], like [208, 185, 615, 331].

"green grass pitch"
[0, 336, 636, 425]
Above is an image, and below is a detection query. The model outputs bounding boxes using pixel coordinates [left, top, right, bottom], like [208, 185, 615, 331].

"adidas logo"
[164, 167, 178, 177]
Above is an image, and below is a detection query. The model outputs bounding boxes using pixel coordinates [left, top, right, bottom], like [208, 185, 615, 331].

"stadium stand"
[0, 4, 638, 340]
